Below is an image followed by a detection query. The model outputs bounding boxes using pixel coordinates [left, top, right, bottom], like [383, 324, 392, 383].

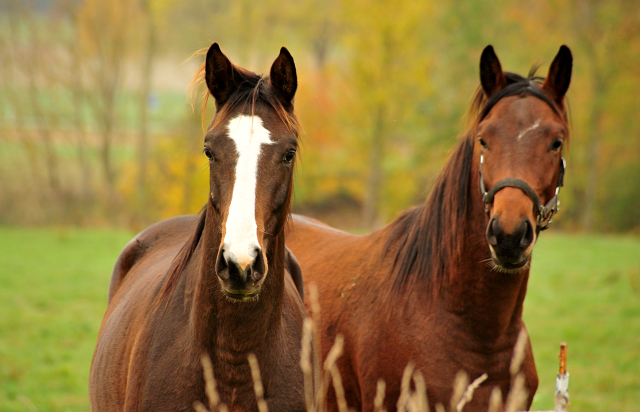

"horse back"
[108, 215, 199, 302]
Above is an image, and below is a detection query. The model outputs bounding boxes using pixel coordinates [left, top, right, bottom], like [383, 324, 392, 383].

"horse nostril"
[216, 248, 229, 280]
[486, 216, 499, 246]
[251, 248, 265, 281]
[520, 219, 534, 249]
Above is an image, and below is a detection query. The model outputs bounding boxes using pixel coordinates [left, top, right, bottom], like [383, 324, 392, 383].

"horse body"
[90, 44, 315, 412]
[93, 215, 307, 411]
[288, 202, 534, 410]
[286, 45, 572, 411]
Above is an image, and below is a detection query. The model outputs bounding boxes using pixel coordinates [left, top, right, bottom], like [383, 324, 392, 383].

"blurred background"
[2, 0, 640, 232]
[1, 1, 640, 411]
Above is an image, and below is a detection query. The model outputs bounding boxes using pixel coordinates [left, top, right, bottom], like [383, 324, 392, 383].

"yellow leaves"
[77, 0, 147, 60]
[118, 133, 209, 222]
[150, 137, 209, 220]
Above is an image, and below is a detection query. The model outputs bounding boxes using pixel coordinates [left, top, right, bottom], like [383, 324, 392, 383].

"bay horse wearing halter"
[90, 43, 316, 411]
[285, 45, 572, 411]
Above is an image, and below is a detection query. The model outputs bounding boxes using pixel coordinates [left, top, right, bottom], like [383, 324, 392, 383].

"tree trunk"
[137, 0, 157, 206]
[69, 17, 93, 206]
[581, 69, 605, 231]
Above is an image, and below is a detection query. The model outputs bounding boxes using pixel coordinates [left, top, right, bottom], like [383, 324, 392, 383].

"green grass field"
[0, 227, 638, 411]
[0, 227, 133, 411]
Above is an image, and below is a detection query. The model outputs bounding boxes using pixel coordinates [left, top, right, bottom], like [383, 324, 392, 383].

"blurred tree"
[339, 0, 434, 228]
[135, 0, 162, 212]
[4, 2, 62, 194]
[1, 0, 639, 232]
[569, 0, 640, 231]
[56, 0, 95, 209]
[508, 0, 640, 232]
[77, 0, 141, 209]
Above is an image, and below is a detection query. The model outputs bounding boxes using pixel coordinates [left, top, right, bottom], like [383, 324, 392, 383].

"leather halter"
[479, 153, 565, 233]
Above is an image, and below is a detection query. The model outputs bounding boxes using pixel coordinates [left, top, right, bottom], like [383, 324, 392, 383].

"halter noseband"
[479, 153, 565, 233]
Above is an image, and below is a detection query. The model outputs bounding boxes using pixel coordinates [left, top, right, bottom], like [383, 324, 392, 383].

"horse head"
[477, 45, 572, 271]
[202, 43, 299, 300]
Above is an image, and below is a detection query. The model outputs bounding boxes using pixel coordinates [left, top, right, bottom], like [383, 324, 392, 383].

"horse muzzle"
[216, 246, 267, 301]
[486, 213, 535, 271]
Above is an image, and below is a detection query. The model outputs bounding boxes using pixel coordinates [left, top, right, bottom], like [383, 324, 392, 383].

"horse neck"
[440, 150, 530, 344]
[190, 205, 286, 354]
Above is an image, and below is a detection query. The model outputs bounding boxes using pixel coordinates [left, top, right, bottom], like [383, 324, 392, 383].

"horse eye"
[478, 137, 488, 149]
[283, 149, 296, 164]
[551, 139, 563, 151]
[203, 148, 213, 160]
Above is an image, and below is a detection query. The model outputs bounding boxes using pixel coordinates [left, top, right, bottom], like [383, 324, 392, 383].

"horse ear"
[480, 45, 507, 98]
[205, 43, 236, 108]
[270, 47, 297, 108]
[543, 45, 572, 107]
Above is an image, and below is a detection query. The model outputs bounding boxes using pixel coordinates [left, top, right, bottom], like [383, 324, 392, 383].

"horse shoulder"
[107, 215, 199, 302]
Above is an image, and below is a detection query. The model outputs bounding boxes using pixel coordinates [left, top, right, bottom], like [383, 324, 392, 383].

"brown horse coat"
[286, 45, 572, 411]
[90, 44, 317, 412]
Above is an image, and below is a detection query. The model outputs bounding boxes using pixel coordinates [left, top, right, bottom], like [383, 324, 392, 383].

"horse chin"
[489, 250, 531, 274]
[221, 288, 261, 302]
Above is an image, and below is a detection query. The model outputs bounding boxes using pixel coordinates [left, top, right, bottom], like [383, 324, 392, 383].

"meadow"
[0, 226, 638, 411]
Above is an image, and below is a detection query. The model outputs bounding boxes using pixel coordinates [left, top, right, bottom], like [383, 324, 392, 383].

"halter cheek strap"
[480, 154, 565, 233]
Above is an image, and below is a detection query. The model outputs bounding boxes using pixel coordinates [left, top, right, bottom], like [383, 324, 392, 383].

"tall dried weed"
[195, 291, 566, 412]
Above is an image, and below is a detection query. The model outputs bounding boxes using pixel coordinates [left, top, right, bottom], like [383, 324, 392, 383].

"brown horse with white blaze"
[90, 43, 316, 411]
[286, 45, 572, 411]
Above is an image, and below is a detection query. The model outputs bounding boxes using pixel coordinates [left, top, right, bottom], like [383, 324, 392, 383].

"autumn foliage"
[1, 0, 639, 232]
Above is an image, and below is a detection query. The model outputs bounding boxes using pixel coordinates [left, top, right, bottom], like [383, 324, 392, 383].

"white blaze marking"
[223, 115, 274, 267]
[517, 119, 541, 140]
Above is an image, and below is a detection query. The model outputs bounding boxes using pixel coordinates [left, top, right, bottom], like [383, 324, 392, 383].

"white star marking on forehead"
[517, 119, 541, 141]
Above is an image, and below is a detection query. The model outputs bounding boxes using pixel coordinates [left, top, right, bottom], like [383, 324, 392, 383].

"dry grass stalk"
[396, 364, 431, 412]
[323, 334, 350, 412]
[396, 362, 416, 412]
[487, 386, 503, 412]
[247, 353, 269, 412]
[192, 297, 568, 412]
[504, 372, 528, 412]
[308, 283, 324, 412]
[373, 379, 387, 412]
[510, 328, 529, 376]
[193, 401, 210, 412]
[408, 370, 429, 412]
[329, 365, 350, 412]
[308, 283, 321, 326]
[300, 318, 316, 412]
[455, 373, 488, 412]
[195, 353, 228, 412]
[449, 371, 469, 412]
[502, 328, 529, 412]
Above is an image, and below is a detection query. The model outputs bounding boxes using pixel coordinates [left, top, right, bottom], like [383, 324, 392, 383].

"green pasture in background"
[0, 227, 133, 411]
[0, 227, 638, 411]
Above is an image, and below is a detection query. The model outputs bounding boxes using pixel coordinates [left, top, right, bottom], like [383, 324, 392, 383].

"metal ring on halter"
[479, 154, 565, 233]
